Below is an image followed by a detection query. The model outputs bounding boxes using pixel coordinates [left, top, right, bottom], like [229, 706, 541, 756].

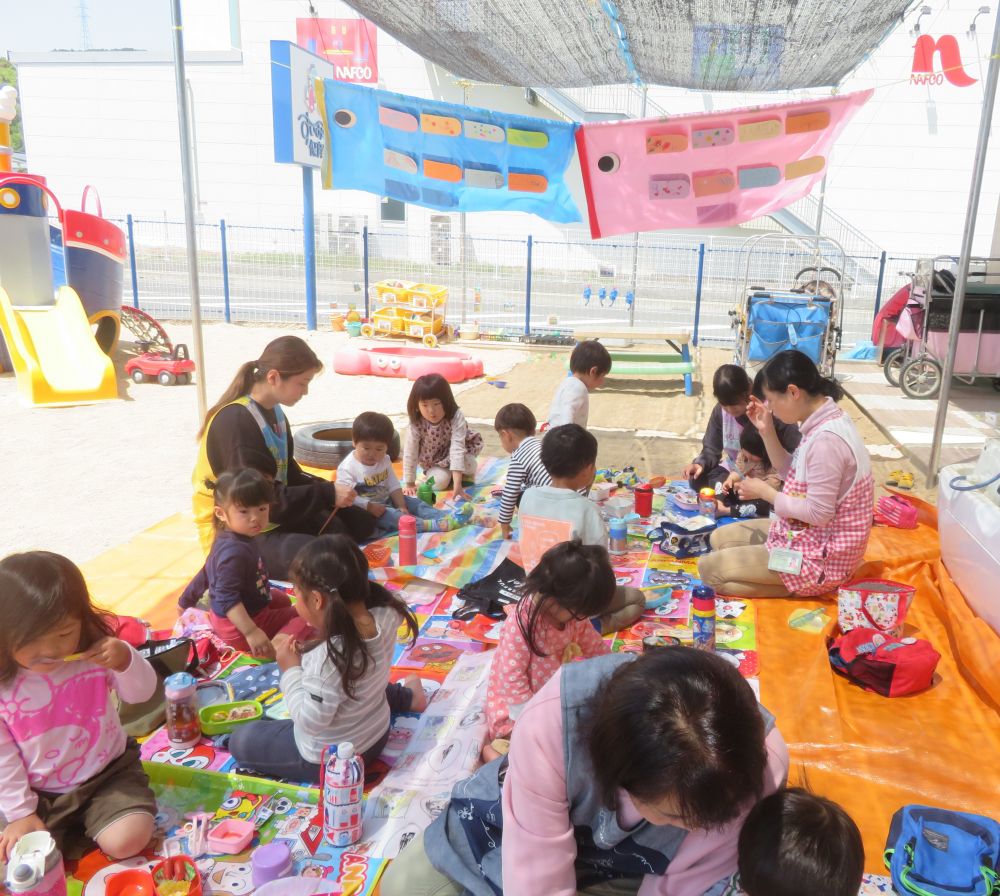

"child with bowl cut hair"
[337, 411, 473, 534]
[548, 340, 612, 429]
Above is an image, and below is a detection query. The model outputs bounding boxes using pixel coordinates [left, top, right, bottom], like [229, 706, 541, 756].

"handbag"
[827, 628, 939, 697]
[875, 495, 919, 529]
[116, 637, 197, 737]
[838, 579, 915, 639]
[884, 804, 1000, 896]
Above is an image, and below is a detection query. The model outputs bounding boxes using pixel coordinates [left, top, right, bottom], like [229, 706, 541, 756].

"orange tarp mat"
[82, 512, 204, 632]
[758, 509, 1000, 873]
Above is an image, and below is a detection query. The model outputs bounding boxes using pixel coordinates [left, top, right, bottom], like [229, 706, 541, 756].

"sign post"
[271, 41, 335, 330]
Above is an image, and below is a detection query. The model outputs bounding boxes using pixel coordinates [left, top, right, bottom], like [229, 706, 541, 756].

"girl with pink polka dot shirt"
[484, 540, 615, 760]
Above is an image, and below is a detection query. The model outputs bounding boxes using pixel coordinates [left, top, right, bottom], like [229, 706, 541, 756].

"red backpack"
[828, 628, 940, 697]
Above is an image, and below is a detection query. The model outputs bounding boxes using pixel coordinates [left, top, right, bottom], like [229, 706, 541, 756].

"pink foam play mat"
[334, 345, 484, 383]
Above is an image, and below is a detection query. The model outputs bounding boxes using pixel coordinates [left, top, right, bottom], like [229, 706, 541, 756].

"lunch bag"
[884, 804, 1000, 896]
[827, 628, 939, 697]
[838, 579, 915, 639]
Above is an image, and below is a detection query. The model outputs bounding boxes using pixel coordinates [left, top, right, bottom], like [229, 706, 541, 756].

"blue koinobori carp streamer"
[318, 79, 581, 222]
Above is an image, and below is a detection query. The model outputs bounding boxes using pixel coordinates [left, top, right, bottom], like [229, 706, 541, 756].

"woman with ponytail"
[191, 336, 374, 577]
[698, 350, 874, 597]
[228, 535, 427, 782]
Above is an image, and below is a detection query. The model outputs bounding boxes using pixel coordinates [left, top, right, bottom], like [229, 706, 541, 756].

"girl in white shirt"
[228, 535, 426, 783]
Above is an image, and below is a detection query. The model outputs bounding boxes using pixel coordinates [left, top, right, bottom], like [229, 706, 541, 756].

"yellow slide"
[0, 286, 118, 405]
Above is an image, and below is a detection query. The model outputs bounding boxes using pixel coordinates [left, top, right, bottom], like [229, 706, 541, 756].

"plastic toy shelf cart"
[361, 280, 451, 348]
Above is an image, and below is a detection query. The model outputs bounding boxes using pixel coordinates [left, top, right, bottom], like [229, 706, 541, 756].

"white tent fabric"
[341, 0, 919, 90]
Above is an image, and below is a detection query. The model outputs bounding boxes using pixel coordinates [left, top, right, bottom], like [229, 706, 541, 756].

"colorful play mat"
[48, 458, 1000, 895]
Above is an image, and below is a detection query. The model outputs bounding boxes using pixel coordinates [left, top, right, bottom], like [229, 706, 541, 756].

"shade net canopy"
[341, 0, 917, 90]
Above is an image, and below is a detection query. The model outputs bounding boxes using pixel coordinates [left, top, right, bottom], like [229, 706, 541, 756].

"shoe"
[885, 470, 903, 486]
[896, 472, 914, 490]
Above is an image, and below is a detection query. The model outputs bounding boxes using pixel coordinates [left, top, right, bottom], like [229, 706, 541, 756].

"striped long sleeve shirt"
[498, 436, 551, 526]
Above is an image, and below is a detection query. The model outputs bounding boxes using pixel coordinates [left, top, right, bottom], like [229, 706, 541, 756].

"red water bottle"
[634, 483, 653, 517]
[398, 515, 418, 566]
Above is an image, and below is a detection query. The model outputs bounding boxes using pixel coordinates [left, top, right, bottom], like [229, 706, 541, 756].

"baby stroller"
[893, 256, 1000, 399]
[731, 233, 846, 378]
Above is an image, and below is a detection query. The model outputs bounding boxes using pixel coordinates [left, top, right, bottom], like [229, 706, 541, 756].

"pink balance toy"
[334, 345, 484, 383]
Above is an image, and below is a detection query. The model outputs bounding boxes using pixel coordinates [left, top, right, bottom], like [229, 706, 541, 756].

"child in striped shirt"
[494, 403, 552, 540]
[228, 535, 427, 783]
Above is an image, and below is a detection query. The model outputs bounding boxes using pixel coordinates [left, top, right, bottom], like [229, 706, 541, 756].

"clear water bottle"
[164, 671, 201, 748]
[323, 741, 365, 847]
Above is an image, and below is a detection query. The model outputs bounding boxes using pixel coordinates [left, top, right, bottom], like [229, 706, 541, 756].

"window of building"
[380, 196, 406, 223]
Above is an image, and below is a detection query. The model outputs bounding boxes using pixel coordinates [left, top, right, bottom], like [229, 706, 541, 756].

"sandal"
[885, 470, 903, 486]
[896, 472, 914, 490]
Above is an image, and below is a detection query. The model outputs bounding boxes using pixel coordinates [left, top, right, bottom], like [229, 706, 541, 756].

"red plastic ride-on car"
[125, 343, 196, 386]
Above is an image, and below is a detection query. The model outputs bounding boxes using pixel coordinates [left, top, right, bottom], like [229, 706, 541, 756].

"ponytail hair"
[197, 335, 322, 438]
[289, 535, 418, 698]
[518, 540, 616, 657]
[756, 350, 844, 402]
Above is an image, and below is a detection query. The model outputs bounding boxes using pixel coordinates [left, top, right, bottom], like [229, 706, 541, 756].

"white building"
[11, 0, 1000, 262]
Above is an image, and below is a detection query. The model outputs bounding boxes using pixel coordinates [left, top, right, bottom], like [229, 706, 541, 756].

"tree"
[0, 59, 25, 153]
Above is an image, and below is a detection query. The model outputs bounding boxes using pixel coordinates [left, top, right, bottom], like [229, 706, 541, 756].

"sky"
[2, 0, 172, 54]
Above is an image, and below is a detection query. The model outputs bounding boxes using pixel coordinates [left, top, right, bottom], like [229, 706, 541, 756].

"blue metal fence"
[121, 216, 914, 347]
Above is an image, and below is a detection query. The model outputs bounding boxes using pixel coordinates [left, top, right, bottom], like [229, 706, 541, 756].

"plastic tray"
[206, 818, 256, 855]
[198, 700, 262, 735]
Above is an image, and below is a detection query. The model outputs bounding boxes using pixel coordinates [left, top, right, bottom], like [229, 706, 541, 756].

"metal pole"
[362, 224, 370, 318]
[126, 213, 139, 308]
[524, 235, 533, 336]
[219, 218, 231, 323]
[459, 80, 471, 326]
[812, 173, 828, 264]
[693, 243, 705, 346]
[170, 0, 207, 422]
[927, 8, 1000, 486]
[627, 86, 648, 328]
[302, 166, 317, 330]
[873, 250, 887, 319]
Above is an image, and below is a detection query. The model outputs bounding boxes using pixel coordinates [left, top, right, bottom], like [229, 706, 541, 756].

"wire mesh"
[123, 214, 921, 347]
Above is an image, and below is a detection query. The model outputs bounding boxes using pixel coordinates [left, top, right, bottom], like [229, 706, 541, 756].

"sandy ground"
[3, 329, 931, 565]
[2, 325, 526, 563]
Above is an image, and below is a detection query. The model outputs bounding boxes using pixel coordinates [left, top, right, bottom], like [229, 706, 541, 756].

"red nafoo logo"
[911, 34, 977, 86]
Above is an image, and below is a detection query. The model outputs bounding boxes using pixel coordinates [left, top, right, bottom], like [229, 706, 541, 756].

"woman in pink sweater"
[698, 351, 874, 598]
[380, 648, 789, 896]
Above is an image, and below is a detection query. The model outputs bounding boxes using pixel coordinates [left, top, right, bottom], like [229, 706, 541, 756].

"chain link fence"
[122, 214, 924, 348]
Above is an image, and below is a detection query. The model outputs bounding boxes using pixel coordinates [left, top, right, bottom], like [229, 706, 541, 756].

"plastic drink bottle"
[417, 477, 436, 506]
[691, 586, 717, 651]
[323, 742, 365, 847]
[398, 515, 418, 566]
[633, 483, 653, 517]
[164, 671, 201, 748]
[6, 832, 66, 896]
[608, 518, 628, 555]
[698, 487, 717, 518]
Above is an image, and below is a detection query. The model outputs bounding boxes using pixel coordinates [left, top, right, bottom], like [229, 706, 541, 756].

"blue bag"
[884, 805, 1000, 896]
[747, 293, 832, 365]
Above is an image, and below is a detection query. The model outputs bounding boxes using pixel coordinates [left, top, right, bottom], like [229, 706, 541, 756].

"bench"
[572, 329, 696, 396]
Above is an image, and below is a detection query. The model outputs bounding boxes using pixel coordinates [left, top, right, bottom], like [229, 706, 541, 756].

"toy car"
[125, 343, 195, 385]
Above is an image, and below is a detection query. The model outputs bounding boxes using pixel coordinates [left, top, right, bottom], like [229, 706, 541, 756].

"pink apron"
[766, 409, 874, 596]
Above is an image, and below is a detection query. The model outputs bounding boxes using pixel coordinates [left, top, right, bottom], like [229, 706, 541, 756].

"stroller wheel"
[992, 378, 1000, 392]
[883, 349, 905, 387]
[900, 358, 942, 400]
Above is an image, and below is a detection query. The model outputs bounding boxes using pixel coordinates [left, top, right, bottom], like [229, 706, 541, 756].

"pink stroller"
[893, 260, 1000, 399]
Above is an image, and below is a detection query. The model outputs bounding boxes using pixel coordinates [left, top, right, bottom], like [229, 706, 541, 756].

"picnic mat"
[73, 466, 1000, 885]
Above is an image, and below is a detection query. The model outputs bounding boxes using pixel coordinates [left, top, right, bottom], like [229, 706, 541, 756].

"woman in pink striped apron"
[698, 351, 874, 597]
